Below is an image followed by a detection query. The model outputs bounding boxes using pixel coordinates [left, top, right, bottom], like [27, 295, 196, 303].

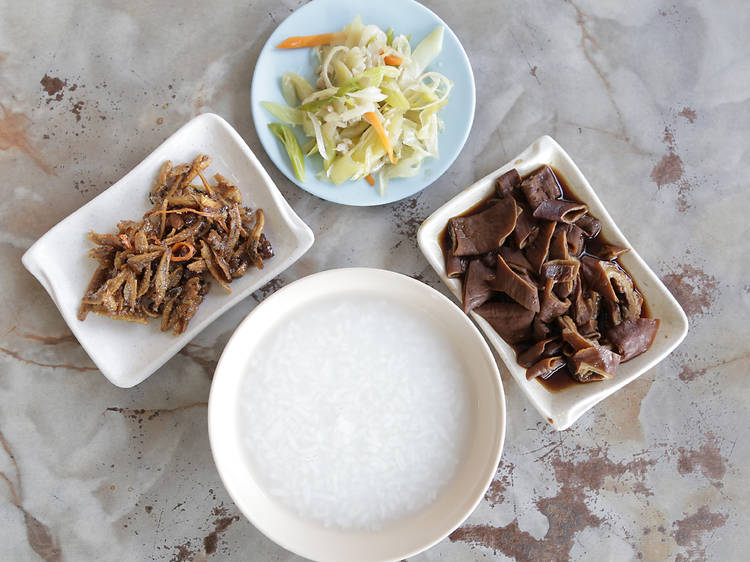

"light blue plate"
[251, 0, 476, 206]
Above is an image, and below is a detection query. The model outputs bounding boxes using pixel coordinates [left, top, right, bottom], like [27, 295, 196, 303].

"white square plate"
[418, 135, 688, 430]
[22, 113, 314, 388]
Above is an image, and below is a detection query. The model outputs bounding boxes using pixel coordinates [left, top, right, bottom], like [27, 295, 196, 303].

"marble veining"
[0, 0, 747, 560]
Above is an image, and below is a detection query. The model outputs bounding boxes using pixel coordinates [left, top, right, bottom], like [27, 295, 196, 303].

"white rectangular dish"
[22, 113, 314, 388]
[417, 135, 688, 430]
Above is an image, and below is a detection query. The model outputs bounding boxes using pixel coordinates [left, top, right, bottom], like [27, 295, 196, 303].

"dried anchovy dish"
[78, 155, 273, 334]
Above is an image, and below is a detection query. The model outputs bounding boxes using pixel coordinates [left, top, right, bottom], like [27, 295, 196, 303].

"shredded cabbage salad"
[264, 16, 452, 194]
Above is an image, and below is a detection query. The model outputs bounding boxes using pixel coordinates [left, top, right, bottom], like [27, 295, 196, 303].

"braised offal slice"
[525, 220, 556, 273]
[591, 243, 629, 260]
[512, 208, 538, 249]
[521, 165, 562, 209]
[606, 318, 660, 360]
[489, 254, 540, 312]
[559, 315, 598, 353]
[558, 315, 621, 382]
[533, 199, 588, 224]
[568, 346, 621, 382]
[571, 276, 601, 336]
[561, 224, 586, 256]
[548, 228, 576, 298]
[445, 249, 467, 278]
[580, 256, 620, 302]
[499, 246, 532, 273]
[517, 337, 563, 368]
[575, 214, 601, 238]
[495, 168, 522, 199]
[581, 256, 643, 321]
[541, 259, 580, 283]
[462, 259, 495, 314]
[475, 302, 535, 344]
[527, 356, 566, 381]
[448, 197, 519, 256]
[538, 279, 570, 323]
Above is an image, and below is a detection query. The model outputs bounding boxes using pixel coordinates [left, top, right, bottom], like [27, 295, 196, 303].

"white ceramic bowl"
[22, 113, 314, 388]
[208, 268, 505, 562]
[417, 136, 688, 430]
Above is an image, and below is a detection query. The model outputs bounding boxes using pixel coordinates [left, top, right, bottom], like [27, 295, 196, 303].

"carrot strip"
[364, 111, 397, 165]
[276, 32, 341, 49]
[171, 242, 195, 262]
[384, 54, 403, 66]
[365, 174, 375, 186]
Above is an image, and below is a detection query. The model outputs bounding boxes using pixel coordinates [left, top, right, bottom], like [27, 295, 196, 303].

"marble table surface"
[1, 0, 747, 560]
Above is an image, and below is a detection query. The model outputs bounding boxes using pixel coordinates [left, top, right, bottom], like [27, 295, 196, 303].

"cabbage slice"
[399, 27, 444, 86]
[281, 73, 314, 105]
[261, 101, 304, 125]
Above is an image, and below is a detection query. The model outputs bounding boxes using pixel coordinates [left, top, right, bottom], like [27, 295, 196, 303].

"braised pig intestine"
[445, 165, 659, 384]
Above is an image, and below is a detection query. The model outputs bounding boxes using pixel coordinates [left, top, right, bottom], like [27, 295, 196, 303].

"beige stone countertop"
[0, 0, 746, 560]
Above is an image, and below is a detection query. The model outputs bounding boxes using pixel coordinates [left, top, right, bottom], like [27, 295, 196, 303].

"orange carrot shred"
[276, 32, 341, 49]
[363, 111, 397, 165]
[384, 54, 403, 66]
[365, 174, 375, 186]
